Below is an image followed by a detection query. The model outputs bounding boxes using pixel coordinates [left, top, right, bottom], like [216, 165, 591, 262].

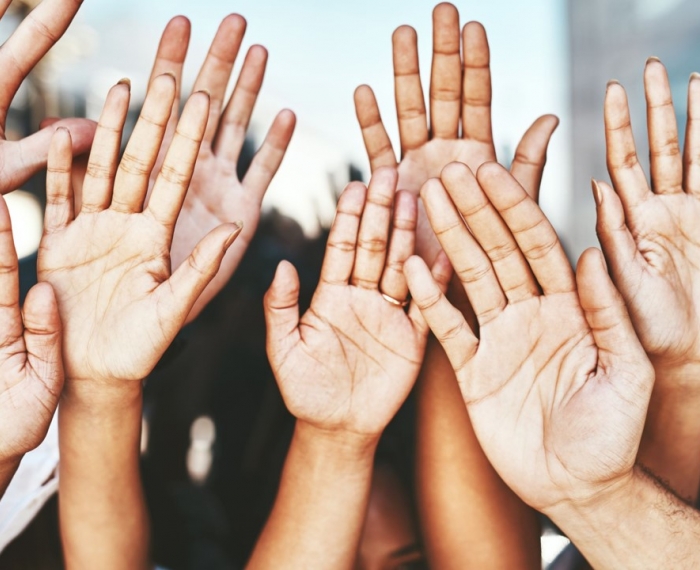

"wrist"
[651, 360, 700, 395]
[293, 421, 379, 464]
[62, 377, 143, 412]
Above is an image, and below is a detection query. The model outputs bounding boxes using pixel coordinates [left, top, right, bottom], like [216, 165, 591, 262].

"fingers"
[576, 248, 650, 372]
[354, 85, 397, 170]
[406, 250, 453, 335]
[430, 3, 461, 139]
[441, 162, 539, 303]
[146, 91, 210, 232]
[214, 45, 268, 164]
[351, 168, 397, 289]
[0, 0, 82, 119]
[404, 254, 478, 371]
[148, 16, 191, 138]
[684, 73, 700, 196]
[510, 114, 560, 201]
[604, 81, 652, 212]
[421, 177, 506, 324]
[379, 190, 417, 302]
[195, 15, 248, 146]
[593, 179, 647, 301]
[114, 74, 176, 214]
[22, 283, 63, 391]
[2, 118, 95, 196]
[476, 162, 576, 294]
[461, 22, 493, 146]
[80, 81, 130, 213]
[157, 223, 242, 327]
[645, 58, 683, 194]
[0, 195, 22, 343]
[264, 260, 302, 361]
[241, 109, 296, 201]
[45, 128, 74, 233]
[319, 182, 367, 286]
[393, 26, 429, 154]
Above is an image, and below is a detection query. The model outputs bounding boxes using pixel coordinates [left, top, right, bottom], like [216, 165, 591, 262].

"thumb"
[264, 261, 302, 364]
[576, 248, 652, 385]
[157, 223, 243, 325]
[510, 114, 559, 202]
[22, 282, 64, 401]
[2, 118, 97, 195]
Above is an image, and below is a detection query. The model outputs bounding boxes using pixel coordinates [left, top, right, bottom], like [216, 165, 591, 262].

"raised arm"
[404, 161, 700, 569]
[596, 60, 700, 501]
[355, 4, 557, 567]
[0, 0, 95, 193]
[39, 77, 242, 570]
[247, 169, 451, 569]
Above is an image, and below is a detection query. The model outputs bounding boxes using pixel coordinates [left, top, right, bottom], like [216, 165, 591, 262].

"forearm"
[58, 380, 150, 570]
[247, 421, 377, 570]
[639, 364, 700, 501]
[0, 455, 21, 499]
[416, 339, 540, 569]
[548, 467, 700, 569]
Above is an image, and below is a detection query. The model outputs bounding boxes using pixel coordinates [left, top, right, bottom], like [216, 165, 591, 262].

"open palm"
[354, 4, 558, 262]
[598, 63, 700, 374]
[141, 16, 295, 321]
[265, 169, 450, 436]
[405, 163, 654, 511]
[38, 76, 241, 383]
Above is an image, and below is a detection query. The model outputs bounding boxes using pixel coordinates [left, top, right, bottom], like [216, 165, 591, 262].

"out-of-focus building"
[568, 0, 700, 256]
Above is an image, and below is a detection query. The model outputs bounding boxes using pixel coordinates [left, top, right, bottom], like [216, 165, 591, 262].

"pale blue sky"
[66, 0, 572, 229]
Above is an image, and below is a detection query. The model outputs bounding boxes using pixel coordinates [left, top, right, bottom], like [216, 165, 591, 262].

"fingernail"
[606, 79, 621, 90]
[195, 88, 211, 98]
[691, 72, 700, 82]
[646, 56, 661, 65]
[117, 77, 131, 89]
[161, 71, 177, 81]
[224, 221, 244, 249]
[591, 179, 603, 206]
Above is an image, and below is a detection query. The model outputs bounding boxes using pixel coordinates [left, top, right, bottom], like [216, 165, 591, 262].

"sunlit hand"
[596, 60, 700, 387]
[354, 2, 558, 262]
[404, 162, 654, 512]
[0, 195, 62, 488]
[264, 168, 451, 438]
[141, 15, 295, 321]
[37, 76, 241, 383]
[0, 0, 95, 193]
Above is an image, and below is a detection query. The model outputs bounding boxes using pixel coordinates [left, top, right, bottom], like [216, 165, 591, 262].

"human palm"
[354, 4, 558, 262]
[405, 162, 654, 511]
[265, 169, 451, 436]
[598, 64, 700, 375]
[144, 15, 295, 320]
[0, 196, 63, 462]
[38, 76, 241, 383]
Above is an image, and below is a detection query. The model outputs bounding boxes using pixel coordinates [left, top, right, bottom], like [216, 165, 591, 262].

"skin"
[403, 162, 665, 569]
[39, 77, 242, 570]
[0, 0, 96, 193]
[0, 196, 63, 499]
[356, 466, 425, 570]
[597, 60, 700, 501]
[355, 4, 554, 567]
[247, 168, 452, 570]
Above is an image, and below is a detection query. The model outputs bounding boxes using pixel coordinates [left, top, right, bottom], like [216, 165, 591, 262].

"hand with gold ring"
[264, 166, 452, 438]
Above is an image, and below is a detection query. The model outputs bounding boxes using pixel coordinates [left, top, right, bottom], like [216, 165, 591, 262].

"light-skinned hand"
[404, 162, 654, 512]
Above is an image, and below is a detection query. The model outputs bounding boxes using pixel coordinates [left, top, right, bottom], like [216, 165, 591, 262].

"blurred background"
[1, 0, 699, 569]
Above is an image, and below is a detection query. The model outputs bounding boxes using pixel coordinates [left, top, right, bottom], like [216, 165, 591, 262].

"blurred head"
[356, 464, 425, 570]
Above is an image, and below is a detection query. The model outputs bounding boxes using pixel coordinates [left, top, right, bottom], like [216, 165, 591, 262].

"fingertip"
[440, 161, 472, 184]
[275, 108, 297, 131]
[167, 15, 191, 33]
[354, 84, 375, 103]
[475, 160, 505, 184]
[393, 25, 417, 45]
[246, 44, 269, 63]
[222, 13, 247, 33]
[433, 2, 459, 20]
[403, 254, 427, 279]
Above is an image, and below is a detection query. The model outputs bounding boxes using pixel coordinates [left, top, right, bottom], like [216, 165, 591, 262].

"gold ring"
[381, 292, 409, 308]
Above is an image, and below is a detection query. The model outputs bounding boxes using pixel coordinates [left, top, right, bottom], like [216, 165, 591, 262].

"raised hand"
[37, 76, 242, 384]
[354, 2, 558, 261]
[404, 162, 654, 512]
[0, 195, 63, 494]
[144, 15, 295, 320]
[595, 60, 700, 500]
[264, 167, 451, 438]
[0, 0, 95, 193]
